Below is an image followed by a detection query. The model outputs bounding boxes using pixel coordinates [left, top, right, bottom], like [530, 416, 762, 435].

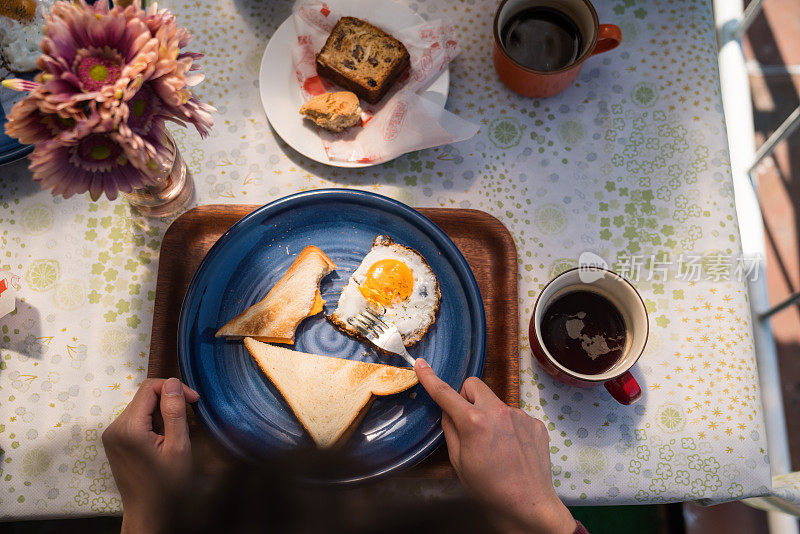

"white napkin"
[291, 0, 479, 163]
[0, 270, 19, 318]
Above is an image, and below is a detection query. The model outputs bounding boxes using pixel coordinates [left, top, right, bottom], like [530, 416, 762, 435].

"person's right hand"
[414, 359, 576, 534]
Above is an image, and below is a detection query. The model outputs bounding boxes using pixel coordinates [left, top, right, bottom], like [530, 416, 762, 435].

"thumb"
[159, 377, 190, 451]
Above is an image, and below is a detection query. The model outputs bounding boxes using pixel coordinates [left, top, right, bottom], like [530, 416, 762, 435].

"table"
[0, 0, 776, 518]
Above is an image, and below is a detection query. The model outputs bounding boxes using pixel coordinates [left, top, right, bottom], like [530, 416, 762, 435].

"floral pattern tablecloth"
[0, 0, 779, 518]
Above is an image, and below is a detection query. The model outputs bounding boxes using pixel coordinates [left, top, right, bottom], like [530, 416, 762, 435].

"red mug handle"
[604, 371, 641, 405]
[591, 24, 622, 56]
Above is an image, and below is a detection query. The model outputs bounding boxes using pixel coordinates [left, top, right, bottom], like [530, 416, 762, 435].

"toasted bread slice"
[215, 246, 336, 344]
[0, 0, 35, 23]
[244, 338, 418, 448]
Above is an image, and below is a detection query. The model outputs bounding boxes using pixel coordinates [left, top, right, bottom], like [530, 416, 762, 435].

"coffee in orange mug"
[493, 0, 621, 98]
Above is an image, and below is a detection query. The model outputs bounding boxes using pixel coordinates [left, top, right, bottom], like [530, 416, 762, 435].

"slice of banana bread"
[316, 17, 410, 105]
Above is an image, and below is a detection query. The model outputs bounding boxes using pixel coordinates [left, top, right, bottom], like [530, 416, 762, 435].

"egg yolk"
[358, 259, 414, 306]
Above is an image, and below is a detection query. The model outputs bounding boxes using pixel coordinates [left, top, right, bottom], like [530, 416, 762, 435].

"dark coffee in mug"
[540, 290, 626, 375]
[500, 6, 583, 71]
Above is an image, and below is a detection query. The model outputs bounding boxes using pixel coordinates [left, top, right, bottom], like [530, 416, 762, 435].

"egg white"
[0, 0, 53, 73]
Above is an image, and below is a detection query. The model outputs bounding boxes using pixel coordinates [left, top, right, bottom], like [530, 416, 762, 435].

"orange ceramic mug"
[493, 0, 622, 98]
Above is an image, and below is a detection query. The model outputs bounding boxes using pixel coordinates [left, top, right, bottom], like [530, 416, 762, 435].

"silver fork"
[348, 309, 415, 367]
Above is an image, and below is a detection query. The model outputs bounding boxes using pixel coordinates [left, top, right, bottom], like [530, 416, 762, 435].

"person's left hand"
[103, 377, 199, 534]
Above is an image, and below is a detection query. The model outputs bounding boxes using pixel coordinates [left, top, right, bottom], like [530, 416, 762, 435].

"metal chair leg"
[749, 106, 800, 178]
[760, 291, 800, 320]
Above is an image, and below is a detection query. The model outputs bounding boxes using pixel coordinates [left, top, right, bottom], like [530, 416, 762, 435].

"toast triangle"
[243, 337, 418, 448]
[215, 246, 336, 344]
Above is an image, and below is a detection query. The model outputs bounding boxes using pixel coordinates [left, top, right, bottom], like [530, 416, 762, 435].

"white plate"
[258, 0, 450, 168]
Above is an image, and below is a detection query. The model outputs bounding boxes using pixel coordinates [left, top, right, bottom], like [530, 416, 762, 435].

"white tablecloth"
[0, 0, 776, 518]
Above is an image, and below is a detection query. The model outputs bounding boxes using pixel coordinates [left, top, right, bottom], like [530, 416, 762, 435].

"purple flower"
[29, 115, 172, 201]
[5, 87, 77, 145]
[3, 0, 214, 200]
[36, 0, 159, 117]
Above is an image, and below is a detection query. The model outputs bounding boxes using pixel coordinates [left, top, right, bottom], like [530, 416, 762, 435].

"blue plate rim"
[177, 188, 487, 483]
[2, 67, 36, 166]
[0, 143, 32, 166]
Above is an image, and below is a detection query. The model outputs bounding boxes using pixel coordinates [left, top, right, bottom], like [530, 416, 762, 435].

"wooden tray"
[148, 204, 519, 479]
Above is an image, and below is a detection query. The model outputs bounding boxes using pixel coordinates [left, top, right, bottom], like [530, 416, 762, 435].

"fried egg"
[0, 0, 53, 73]
[329, 236, 440, 346]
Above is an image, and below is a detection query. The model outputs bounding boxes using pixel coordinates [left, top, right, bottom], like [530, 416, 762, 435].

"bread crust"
[215, 246, 336, 341]
[243, 338, 418, 448]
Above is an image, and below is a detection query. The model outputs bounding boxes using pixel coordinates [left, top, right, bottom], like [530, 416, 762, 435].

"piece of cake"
[315, 17, 410, 105]
[299, 91, 362, 132]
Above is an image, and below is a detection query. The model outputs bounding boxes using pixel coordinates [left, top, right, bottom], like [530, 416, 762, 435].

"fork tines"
[348, 310, 385, 335]
[348, 316, 374, 337]
[362, 309, 388, 328]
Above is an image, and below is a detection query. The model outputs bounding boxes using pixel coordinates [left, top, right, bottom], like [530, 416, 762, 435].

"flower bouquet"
[3, 0, 213, 215]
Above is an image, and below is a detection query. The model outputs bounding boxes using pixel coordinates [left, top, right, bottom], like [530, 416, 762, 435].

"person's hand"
[414, 359, 575, 534]
[102, 377, 199, 534]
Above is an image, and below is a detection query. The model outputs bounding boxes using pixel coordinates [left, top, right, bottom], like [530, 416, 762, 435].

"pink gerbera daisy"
[121, 2, 215, 136]
[5, 87, 77, 145]
[29, 115, 172, 201]
[36, 0, 158, 117]
[3, 0, 214, 202]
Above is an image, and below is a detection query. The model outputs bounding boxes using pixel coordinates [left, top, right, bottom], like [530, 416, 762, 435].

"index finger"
[414, 359, 472, 422]
[119, 379, 161, 432]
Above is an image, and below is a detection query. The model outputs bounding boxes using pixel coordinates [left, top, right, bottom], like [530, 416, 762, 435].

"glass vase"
[124, 132, 194, 217]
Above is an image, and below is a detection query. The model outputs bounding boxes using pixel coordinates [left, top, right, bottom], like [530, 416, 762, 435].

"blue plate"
[0, 135, 32, 165]
[178, 189, 486, 483]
